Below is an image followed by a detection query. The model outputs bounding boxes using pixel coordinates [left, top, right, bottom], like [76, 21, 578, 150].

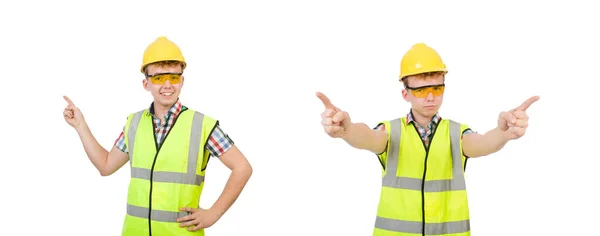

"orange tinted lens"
[150, 74, 181, 85]
[411, 85, 445, 98]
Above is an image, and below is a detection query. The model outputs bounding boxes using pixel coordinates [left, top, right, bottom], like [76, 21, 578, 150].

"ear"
[180, 76, 184, 87]
[142, 79, 150, 91]
[402, 89, 409, 102]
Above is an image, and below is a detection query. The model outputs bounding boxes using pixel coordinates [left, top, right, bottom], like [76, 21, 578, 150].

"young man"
[63, 36, 253, 236]
[317, 43, 539, 236]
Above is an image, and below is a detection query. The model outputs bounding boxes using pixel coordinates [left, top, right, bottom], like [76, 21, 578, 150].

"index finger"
[63, 96, 75, 106]
[176, 214, 194, 223]
[180, 207, 197, 213]
[516, 95, 540, 111]
[316, 92, 335, 109]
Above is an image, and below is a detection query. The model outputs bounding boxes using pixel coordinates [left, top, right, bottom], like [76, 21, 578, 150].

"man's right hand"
[316, 92, 351, 138]
[63, 96, 85, 129]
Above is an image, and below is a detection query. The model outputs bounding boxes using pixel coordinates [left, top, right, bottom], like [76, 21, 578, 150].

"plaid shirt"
[373, 109, 474, 148]
[114, 99, 234, 158]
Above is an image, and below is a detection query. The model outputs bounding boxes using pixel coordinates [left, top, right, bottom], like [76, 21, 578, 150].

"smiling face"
[142, 61, 185, 109]
[401, 72, 446, 118]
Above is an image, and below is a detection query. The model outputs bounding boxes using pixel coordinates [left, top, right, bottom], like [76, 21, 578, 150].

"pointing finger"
[516, 96, 540, 111]
[316, 92, 336, 110]
[63, 96, 75, 107]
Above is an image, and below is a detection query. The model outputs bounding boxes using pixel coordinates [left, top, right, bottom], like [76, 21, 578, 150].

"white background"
[1, 0, 598, 235]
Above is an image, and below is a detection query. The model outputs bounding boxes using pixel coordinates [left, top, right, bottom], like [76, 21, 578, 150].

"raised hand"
[63, 96, 85, 129]
[317, 92, 351, 138]
[498, 95, 540, 140]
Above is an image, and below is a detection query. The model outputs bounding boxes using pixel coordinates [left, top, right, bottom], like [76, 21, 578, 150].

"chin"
[154, 95, 177, 105]
[421, 107, 439, 115]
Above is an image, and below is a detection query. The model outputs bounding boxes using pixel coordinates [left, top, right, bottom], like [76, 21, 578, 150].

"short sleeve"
[205, 123, 235, 158]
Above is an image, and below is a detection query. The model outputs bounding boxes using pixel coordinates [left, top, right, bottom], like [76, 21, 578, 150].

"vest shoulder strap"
[126, 109, 146, 157]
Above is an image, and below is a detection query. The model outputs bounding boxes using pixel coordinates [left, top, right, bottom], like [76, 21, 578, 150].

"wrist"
[209, 205, 226, 218]
[497, 127, 512, 142]
[74, 122, 88, 134]
[342, 122, 354, 138]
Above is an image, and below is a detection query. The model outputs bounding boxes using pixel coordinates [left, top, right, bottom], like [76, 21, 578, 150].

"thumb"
[316, 92, 336, 110]
[499, 111, 516, 124]
[332, 110, 348, 123]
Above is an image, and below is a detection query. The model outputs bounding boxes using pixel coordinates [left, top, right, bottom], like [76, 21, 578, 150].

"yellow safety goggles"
[147, 73, 182, 85]
[406, 84, 445, 98]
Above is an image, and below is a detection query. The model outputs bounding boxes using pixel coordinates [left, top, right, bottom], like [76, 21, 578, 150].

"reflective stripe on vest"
[125, 110, 205, 223]
[374, 118, 470, 235]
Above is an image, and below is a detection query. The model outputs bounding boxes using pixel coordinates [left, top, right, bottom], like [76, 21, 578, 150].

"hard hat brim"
[140, 61, 187, 74]
[400, 68, 448, 80]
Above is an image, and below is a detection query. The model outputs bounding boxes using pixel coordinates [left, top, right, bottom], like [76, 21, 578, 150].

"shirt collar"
[148, 98, 184, 118]
[406, 109, 442, 126]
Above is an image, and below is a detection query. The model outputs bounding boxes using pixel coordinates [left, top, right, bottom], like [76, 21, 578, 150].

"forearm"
[75, 122, 109, 172]
[342, 122, 386, 154]
[464, 127, 510, 158]
[210, 164, 252, 216]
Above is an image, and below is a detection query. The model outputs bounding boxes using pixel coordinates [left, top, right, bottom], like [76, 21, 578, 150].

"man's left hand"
[498, 95, 540, 140]
[176, 207, 222, 231]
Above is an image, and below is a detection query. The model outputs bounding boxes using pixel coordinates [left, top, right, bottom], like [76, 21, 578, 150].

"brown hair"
[401, 71, 446, 88]
[144, 60, 185, 76]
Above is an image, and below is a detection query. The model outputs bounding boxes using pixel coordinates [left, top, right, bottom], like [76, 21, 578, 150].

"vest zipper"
[413, 123, 439, 236]
[147, 109, 187, 236]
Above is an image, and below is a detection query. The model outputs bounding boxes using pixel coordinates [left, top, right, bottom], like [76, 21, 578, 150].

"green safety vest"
[373, 118, 471, 236]
[121, 108, 217, 236]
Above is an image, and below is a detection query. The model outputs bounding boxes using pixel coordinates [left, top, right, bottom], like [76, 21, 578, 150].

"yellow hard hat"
[399, 43, 447, 80]
[140, 36, 187, 74]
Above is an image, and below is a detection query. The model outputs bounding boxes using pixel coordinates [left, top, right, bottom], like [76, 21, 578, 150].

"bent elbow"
[243, 163, 253, 178]
[99, 168, 115, 177]
[238, 162, 253, 180]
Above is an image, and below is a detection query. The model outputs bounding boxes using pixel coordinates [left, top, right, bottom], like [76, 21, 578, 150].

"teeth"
[163, 93, 173, 96]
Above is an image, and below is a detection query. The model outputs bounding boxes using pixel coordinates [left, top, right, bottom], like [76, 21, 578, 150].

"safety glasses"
[147, 73, 182, 85]
[406, 84, 445, 98]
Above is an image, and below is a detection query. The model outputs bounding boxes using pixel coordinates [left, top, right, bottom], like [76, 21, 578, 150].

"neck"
[412, 111, 434, 129]
[153, 102, 174, 118]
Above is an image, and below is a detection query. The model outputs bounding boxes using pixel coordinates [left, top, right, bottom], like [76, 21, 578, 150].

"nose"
[426, 91, 434, 101]
[163, 79, 173, 88]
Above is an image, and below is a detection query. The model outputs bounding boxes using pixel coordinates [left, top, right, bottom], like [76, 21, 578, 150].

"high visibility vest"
[121, 108, 217, 236]
[373, 118, 471, 236]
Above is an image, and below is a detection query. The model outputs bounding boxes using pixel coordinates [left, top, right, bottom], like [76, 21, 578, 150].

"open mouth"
[161, 92, 174, 97]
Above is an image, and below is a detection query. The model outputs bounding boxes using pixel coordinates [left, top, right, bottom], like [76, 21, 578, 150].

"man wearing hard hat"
[63, 36, 253, 235]
[317, 43, 539, 235]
